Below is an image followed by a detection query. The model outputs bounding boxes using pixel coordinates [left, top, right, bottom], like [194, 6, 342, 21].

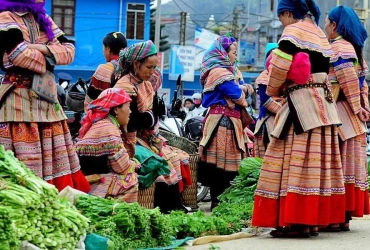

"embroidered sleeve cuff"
[46, 42, 75, 65]
[263, 98, 282, 114]
[8, 41, 27, 61]
[273, 49, 293, 61]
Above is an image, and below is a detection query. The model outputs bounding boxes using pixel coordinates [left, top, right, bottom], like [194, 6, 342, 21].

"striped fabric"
[361, 82, 369, 110]
[328, 38, 367, 140]
[0, 11, 75, 123]
[340, 134, 369, 217]
[200, 36, 235, 86]
[266, 49, 292, 97]
[328, 38, 369, 217]
[253, 126, 346, 227]
[0, 88, 67, 122]
[271, 73, 341, 139]
[92, 60, 117, 83]
[114, 74, 154, 112]
[253, 70, 282, 157]
[279, 20, 333, 58]
[84, 60, 118, 111]
[1, 12, 74, 72]
[202, 68, 236, 93]
[0, 120, 90, 193]
[199, 116, 245, 172]
[253, 20, 346, 229]
[75, 118, 139, 201]
[200, 113, 246, 156]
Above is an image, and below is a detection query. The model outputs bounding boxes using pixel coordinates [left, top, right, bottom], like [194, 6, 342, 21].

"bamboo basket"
[138, 183, 156, 209]
[159, 129, 199, 209]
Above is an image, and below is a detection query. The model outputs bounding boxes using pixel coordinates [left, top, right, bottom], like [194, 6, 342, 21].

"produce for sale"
[75, 195, 173, 250]
[0, 145, 89, 249]
[169, 157, 262, 238]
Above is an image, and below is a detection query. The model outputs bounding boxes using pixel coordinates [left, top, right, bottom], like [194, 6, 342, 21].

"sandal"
[318, 224, 340, 232]
[270, 227, 310, 238]
[309, 226, 319, 236]
[340, 222, 350, 231]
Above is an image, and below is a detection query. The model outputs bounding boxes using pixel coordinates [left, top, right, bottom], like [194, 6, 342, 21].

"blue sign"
[169, 45, 195, 82]
[239, 41, 256, 65]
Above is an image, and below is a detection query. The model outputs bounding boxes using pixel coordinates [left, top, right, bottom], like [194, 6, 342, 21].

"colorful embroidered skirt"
[253, 134, 266, 159]
[0, 121, 91, 193]
[90, 175, 138, 203]
[198, 116, 244, 187]
[340, 134, 370, 217]
[252, 125, 346, 228]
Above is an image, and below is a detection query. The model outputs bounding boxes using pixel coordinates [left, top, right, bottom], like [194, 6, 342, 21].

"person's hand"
[27, 44, 52, 56]
[357, 108, 370, 122]
[272, 97, 284, 102]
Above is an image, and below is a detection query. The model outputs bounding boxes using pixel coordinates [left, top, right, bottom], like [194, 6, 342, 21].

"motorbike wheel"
[197, 182, 210, 202]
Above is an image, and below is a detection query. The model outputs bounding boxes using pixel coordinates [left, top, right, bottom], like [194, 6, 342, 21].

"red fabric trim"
[178, 180, 184, 193]
[181, 163, 192, 187]
[47, 170, 91, 193]
[252, 193, 346, 228]
[344, 183, 370, 217]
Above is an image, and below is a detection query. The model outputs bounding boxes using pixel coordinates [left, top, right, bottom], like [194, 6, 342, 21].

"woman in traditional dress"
[252, 0, 346, 237]
[113, 40, 189, 213]
[253, 43, 281, 158]
[75, 88, 140, 202]
[198, 35, 253, 210]
[84, 32, 127, 110]
[324, 5, 370, 231]
[0, 0, 90, 192]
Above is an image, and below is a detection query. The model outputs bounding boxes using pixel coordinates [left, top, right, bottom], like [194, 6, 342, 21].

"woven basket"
[159, 129, 199, 209]
[138, 183, 155, 209]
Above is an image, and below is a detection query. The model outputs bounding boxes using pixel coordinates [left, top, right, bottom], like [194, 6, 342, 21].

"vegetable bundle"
[0, 146, 89, 249]
[168, 157, 262, 238]
[75, 195, 173, 250]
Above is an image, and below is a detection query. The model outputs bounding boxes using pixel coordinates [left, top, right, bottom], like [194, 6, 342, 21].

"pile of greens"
[168, 157, 262, 238]
[75, 195, 173, 250]
[0, 146, 89, 249]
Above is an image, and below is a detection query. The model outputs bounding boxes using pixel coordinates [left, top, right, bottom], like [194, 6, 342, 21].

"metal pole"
[154, 0, 162, 49]
[237, 0, 251, 62]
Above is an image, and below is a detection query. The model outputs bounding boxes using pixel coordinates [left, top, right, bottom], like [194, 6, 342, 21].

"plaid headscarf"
[79, 88, 132, 138]
[115, 40, 157, 78]
[200, 36, 236, 85]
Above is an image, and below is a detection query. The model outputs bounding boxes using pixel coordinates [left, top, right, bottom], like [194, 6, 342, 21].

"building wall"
[45, 0, 151, 69]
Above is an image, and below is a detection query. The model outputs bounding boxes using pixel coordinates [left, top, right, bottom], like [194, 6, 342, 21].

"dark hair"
[111, 53, 157, 86]
[185, 98, 193, 104]
[103, 32, 127, 55]
[329, 20, 364, 70]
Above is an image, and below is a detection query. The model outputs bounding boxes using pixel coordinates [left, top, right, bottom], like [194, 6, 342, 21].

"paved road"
[185, 216, 370, 250]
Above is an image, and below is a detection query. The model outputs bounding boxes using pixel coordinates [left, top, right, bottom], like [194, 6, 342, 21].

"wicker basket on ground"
[159, 129, 199, 209]
[137, 183, 155, 209]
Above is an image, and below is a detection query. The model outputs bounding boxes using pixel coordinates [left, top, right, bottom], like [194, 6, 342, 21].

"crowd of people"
[252, 0, 369, 238]
[0, 0, 369, 240]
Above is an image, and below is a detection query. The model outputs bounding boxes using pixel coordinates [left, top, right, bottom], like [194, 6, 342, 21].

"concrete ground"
[184, 204, 370, 250]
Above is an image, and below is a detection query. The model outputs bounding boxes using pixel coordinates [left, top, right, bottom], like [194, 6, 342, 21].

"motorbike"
[57, 77, 90, 141]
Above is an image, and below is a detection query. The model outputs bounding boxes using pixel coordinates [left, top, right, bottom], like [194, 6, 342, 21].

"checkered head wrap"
[79, 88, 131, 138]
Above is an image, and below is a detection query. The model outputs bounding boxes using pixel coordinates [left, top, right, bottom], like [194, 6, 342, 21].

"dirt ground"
[184, 204, 370, 250]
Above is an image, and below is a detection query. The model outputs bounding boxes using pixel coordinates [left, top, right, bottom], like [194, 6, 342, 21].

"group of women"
[0, 0, 368, 239]
[251, 0, 369, 238]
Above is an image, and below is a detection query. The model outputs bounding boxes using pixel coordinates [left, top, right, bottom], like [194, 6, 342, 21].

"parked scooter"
[57, 76, 90, 140]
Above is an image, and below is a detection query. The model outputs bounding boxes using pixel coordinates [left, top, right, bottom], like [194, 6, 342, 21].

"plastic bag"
[58, 186, 88, 205]
[185, 232, 255, 246]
